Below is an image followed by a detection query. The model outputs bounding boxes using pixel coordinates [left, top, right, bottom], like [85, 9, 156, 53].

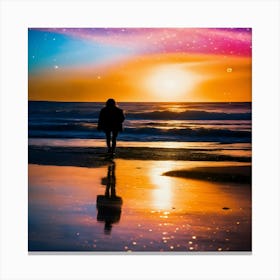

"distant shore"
[163, 165, 251, 184]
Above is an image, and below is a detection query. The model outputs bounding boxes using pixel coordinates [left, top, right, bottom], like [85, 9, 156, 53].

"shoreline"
[29, 145, 251, 168]
[28, 138, 252, 150]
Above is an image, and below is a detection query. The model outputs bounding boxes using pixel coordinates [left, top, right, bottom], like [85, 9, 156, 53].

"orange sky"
[29, 53, 251, 102]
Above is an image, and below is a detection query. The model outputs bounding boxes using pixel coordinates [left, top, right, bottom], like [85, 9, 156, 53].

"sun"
[144, 65, 198, 101]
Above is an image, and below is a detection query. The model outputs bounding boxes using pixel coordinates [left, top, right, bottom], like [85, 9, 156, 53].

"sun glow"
[144, 65, 199, 101]
[149, 161, 178, 210]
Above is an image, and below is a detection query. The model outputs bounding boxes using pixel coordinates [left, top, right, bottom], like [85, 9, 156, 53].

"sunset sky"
[28, 28, 252, 102]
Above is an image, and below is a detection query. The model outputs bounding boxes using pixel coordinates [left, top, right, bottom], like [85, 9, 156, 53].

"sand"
[164, 166, 251, 184]
[28, 145, 251, 169]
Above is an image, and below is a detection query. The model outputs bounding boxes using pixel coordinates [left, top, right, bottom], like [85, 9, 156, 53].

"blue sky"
[28, 29, 134, 72]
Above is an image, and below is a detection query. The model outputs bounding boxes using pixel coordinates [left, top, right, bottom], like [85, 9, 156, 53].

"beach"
[28, 144, 251, 252]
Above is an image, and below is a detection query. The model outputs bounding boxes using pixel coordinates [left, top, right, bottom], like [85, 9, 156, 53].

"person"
[97, 98, 125, 155]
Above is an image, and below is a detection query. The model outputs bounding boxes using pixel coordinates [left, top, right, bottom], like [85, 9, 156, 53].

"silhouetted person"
[96, 162, 123, 234]
[97, 99, 125, 155]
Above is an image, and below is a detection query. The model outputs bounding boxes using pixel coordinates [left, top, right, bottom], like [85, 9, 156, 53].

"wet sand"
[28, 145, 251, 169]
[28, 155, 251, 252]
[164, 165, 251, 184]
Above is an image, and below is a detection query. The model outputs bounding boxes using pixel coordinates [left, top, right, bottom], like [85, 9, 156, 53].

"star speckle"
[35, 28, 251, 57]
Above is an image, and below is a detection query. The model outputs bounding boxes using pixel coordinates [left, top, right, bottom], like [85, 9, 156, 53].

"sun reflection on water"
[149, 161, 179, 211]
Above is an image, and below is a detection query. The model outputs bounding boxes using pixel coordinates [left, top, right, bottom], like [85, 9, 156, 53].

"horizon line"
[28, 100, 252, 103]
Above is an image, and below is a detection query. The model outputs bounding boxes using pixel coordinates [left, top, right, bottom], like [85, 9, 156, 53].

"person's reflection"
[96, 162, 123, 234]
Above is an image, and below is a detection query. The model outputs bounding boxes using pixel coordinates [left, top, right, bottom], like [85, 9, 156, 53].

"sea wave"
[28, 101, 251, 143]
[29, 102, 251, 121]
[127, 110, 251, 120]
[29, 125, 251, 142]
[28, 109, 251, 121]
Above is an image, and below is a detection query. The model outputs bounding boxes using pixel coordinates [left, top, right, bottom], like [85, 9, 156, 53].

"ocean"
[28, 101, 251, 146]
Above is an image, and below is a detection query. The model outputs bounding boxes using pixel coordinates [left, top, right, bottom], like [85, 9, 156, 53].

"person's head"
[106, 98, 116, 108]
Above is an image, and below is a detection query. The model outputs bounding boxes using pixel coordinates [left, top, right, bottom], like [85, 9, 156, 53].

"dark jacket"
[97, 106, 125, 132]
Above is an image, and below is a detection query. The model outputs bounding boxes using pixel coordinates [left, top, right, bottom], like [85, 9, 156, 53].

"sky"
[28, 28, 252, 102]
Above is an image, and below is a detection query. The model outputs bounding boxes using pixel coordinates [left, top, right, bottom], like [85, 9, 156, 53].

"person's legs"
[111, 130, 119, 152]
[110, 163, 116, 197]
[105, 130, 111, 152]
